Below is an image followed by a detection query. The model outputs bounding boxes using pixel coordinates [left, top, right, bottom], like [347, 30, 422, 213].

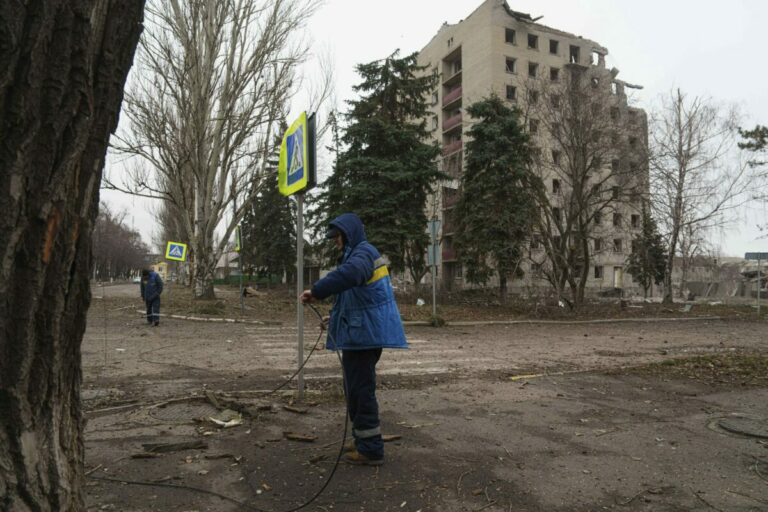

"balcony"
[442, 112, 462, 132]
[442, 139, 463, 157]
[443, 153, 463, 179]
[442, 188, 460, 209]
[442, 69, 462, 88]
[442, 86, 462, 108]
[442, 216, 457, 235]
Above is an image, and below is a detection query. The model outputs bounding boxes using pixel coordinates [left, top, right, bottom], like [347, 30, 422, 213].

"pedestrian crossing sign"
[165, 241, 188, 262]
[278, 111, 316, 196]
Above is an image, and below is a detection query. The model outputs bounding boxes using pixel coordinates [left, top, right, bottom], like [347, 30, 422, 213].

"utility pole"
[745, 252, 767, 319]
[428, 218, 440, 319]
[232, 180, 244, 314]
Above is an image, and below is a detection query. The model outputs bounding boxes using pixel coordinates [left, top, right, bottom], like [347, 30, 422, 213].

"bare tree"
[650, 89, 751, 303]
[92, 203, 150, 280]
[0, 1, 144, 509]
[677, 222, 711, 299]
[524, 62, 647, 308]
[739, 125, 768, 234]
[106, 0, 329, 298]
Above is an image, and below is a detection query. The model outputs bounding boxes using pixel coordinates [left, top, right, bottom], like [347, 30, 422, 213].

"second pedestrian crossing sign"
[278, 111, 317, 196]
[165, 241, 188, 262]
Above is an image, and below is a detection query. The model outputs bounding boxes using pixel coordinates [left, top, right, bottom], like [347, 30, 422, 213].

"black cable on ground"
[89, 302, 350, 512]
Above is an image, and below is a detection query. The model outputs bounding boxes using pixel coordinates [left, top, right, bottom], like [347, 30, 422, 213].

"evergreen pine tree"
[240, 165, 296, 284]
[452, 95, 540, 302]
[316, 51, 443, 282]
[626, 205, 667, 298]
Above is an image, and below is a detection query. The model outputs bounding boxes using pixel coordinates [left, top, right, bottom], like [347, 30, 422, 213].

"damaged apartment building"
[417, 0, 650, 295]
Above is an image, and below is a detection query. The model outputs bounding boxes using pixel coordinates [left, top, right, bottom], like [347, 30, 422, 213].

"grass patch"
[621, 352, 768, 387]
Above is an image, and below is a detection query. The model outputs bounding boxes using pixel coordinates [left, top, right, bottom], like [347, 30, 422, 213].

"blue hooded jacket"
[312, 213, 408, 351]
[140, 271, 164, 302]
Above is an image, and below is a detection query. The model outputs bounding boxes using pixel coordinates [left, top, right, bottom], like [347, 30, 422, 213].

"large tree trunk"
[499, 275, 508, 304]
[192, 241, 217, 299]
[0, 1, 144, 510]
[662, 229, 680, 304]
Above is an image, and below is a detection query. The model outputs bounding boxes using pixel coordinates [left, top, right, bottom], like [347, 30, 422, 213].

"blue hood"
[328, 213, 367, 248]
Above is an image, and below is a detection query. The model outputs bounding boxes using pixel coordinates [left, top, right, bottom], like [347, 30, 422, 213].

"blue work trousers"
[342, 348, 384, 460]
[145, 297, 160, 324]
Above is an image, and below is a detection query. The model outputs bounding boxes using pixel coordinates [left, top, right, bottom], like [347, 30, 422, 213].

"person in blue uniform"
[140, 268, 163, 326]
[301, 213, 408, 466]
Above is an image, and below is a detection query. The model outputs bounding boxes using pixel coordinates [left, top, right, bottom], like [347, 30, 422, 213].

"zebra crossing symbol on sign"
[165, 241, 188, 262]
[287, 128, 304, 183]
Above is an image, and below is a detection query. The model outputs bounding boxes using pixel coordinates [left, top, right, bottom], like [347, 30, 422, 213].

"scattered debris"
[142, 440, 208, 453]
[397, 421, 438, 429]
[204, 453, 242, 462]
[205, 390, 223, 410]
[382, 434, 402, 442]
[130, 453, 160, 459]
[283, 432, 317, 442]
[208, 409, 243, 428]
[283, 405, 308, 414]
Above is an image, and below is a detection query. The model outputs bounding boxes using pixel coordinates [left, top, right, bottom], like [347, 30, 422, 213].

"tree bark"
[499, 275, 508, 304]
[0, 1, 144, 510]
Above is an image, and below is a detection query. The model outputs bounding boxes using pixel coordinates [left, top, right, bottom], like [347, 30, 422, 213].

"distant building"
[417, 0, 649, 295]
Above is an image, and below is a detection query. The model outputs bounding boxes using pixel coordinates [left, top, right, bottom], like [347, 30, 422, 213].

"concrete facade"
[416, 0, 649, 296]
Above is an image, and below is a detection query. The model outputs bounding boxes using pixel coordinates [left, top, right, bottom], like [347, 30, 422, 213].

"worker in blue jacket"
[140, 268, 164, 326]
[301, 213, 408, 466]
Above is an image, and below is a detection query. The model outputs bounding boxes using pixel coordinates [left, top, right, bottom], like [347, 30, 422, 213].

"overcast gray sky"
[103, 0, 768, 256]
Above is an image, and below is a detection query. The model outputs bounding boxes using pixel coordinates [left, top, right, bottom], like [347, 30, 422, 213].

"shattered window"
[569, 45, 580, 64]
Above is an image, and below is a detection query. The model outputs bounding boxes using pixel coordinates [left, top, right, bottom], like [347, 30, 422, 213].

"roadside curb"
[134, 310, 280, 325]
[135, 310, 723, 327]
[403, 316, 724, 327]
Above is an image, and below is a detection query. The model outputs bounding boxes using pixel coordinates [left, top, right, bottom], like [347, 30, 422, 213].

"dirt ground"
[82, 284, 768, 511]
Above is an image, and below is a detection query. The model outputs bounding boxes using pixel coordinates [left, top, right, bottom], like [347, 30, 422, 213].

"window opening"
[569, 45, 580, 64]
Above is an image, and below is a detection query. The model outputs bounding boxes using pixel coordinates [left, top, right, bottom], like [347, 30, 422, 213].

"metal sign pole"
[758, 256, 762, 318]
[296, 193, 305, 399]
